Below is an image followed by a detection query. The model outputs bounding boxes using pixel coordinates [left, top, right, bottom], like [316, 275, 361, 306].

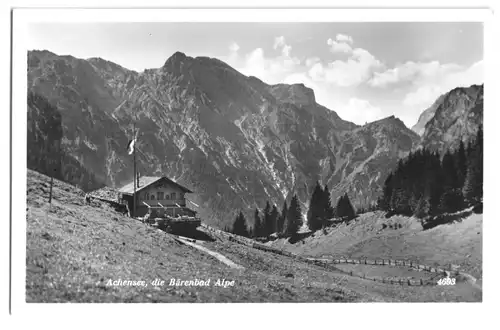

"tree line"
[377, 126, 483, 218]
[227, 194, 303, 238]
[227, 182, 359, 238]
[307, 182, 357, 230]
[227, 124, 483, 238]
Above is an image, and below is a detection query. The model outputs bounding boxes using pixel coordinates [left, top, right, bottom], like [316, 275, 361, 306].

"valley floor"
[25, 170, 482, 302]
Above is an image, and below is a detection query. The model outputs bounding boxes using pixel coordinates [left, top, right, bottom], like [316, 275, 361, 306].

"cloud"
[402, 60, 483, 107]
[338, 98, 384, 124]
[327, 38, 353, 53]
[226, 37, 300, 84]
[336, 34, 353, 44]
[273, 36, 286, 50]
[282, 73, 385, 125]
[281, 72, 385, 125]
[308, 62, 324, 81]
[305, 57, 320, 67]
[273, 36, 294, 58]
[312, 46, 383, 87]
[369, 61, 462, 88]
[302, 35, 384, 87]
[229, 42, 240, 53]
[228, 34, 382, 88]
[327, 33, 355, 53]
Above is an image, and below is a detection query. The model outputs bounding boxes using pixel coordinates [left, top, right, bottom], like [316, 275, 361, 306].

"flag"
[127, 138, 136, 155]
[187, 200, 199, 208]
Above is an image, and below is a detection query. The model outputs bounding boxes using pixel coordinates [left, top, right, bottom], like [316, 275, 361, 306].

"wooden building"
[118, 176, 196, 218]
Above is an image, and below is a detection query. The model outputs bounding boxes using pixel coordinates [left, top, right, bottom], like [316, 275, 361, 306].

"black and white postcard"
[9, 5, 497, 328]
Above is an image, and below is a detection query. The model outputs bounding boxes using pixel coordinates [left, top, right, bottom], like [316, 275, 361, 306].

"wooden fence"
[198, 223, 459, 287]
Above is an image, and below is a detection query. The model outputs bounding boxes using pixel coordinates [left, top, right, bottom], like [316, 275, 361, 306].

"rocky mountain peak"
[419, 84, 483, 153]
[28, 49, 478, 229]
[366, 115, 407, 131]
[268, 83, 316, 106]
[167, 51, 189, 63]
[411, 94, 446, 136]
[161, 51, 192, 73]
[87, 57, 135, 76]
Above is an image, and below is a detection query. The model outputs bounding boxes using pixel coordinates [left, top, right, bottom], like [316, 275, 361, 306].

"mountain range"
[27, 49, 483, 228]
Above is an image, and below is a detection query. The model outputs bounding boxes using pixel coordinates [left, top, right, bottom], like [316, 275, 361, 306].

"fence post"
[420, 278, 423, 286]
[408, 279, 411, 286]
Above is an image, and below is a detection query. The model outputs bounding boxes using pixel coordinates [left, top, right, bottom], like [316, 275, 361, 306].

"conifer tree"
[455, 140, 468, 188]
[463, 127, 483, 206]
[378, 173, 394, 211]
[307, 181, 324, 231]
[270, 205, 280, 234]
[414, 193, 431, 219]
[232, 211, 249, 237]
[277, 200, 288, 234]
[263, 201, 272, 236]
[441, 151, 459, 190]
[440, 149, 464, 214]
[253, 208, 262, 237]
[323, 185, 335, 224]
[284, 195, 303, 236]
[336, 193, 356, 220]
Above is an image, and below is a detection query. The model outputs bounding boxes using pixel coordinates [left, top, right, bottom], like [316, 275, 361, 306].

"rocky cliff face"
[27, 50, 421, 227]
[330, 116, 421, 208]
[418, 84, 483, 153]
[411, 94, 446, 136]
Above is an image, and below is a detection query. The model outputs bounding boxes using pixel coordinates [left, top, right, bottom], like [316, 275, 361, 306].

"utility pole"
[48, 165, 56, 209]
[133, 122, 137, 218]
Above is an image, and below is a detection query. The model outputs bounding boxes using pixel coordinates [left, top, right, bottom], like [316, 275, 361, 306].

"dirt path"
[174, 236, 245, 270]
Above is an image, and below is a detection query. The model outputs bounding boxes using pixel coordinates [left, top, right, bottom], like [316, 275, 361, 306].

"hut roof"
[118, 176, 193, 195]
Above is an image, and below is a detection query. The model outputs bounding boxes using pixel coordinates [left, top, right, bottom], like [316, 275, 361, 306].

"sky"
[26, 22, 484, 128]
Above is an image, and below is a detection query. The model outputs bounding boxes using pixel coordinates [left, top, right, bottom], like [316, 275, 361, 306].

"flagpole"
[133, 122, 137, 218]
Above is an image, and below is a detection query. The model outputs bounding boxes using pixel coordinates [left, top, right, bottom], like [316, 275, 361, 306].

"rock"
[27, 50, 481, 229]
[418, 84, 483, 153]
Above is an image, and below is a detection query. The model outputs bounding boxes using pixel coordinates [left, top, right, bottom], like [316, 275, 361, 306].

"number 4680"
[437, 277, 456, 285]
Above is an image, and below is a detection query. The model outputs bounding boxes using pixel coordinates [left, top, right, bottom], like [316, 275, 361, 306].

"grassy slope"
[269, 211, 483, 283]
[26, 170, 481, 302]
[26, 170, 356, 302]
[202, 238, 481, 302]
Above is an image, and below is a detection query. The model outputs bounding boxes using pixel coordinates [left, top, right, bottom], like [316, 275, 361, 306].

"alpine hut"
[118, 176, 197, 218]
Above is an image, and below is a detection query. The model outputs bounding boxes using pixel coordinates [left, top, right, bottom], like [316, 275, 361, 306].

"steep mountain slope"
[27, 50, 420, 228]
[419, 84, 483, 153]
[27, 92, 105, 191]
[411, 94, 446, 136]
[330, 116, 421, 208]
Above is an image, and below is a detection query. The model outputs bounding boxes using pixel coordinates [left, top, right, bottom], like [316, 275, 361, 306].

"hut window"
[145, 193, 150, 200]
[165, 194, 170, 200]
[157, 192, 164, 200]
[151, 194, 155, 200]
[171, 192, 176, 200]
